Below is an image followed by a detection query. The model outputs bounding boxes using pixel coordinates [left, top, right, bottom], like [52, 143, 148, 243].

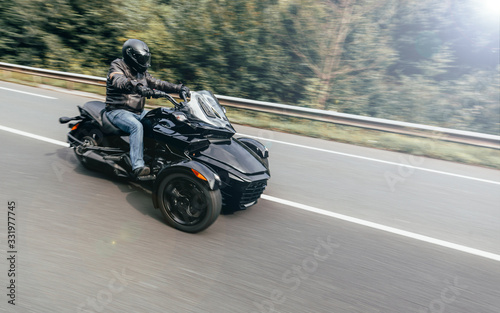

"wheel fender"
[237, 137, 269, 159]
[152, 160, 221, 209]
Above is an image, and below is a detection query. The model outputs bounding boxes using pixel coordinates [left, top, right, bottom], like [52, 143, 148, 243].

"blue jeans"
[106, 109, 148, 171]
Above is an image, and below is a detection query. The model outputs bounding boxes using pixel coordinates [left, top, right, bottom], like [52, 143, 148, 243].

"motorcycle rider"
[105, 39, 190, 177]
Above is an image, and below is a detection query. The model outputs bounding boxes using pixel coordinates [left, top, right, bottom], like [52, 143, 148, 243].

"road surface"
[0, 81, 499, 313]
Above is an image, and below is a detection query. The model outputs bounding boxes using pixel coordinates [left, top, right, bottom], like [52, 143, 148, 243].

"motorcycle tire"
[73, 127, 101, 169]
[156, 172, 222, 233]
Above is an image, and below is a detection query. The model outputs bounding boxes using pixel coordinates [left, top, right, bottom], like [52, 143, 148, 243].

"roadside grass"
[224, 107, 500, 170]
[2, 71, 499, 170]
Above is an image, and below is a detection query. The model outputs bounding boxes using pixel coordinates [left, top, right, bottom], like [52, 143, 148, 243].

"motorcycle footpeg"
[136, 174, 156, 181]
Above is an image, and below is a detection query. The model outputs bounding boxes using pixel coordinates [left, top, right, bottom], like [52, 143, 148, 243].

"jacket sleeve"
[107, 61, 135, 92]
[145, 72, 182, 93]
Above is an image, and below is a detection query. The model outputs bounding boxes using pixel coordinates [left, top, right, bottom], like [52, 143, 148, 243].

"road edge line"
[261, 194, 500, 262]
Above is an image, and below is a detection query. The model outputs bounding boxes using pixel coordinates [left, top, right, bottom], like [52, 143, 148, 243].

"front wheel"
[156, 172, 222, 233]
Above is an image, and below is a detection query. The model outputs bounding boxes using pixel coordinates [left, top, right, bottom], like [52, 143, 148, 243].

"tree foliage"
[0, 0, 498, 134]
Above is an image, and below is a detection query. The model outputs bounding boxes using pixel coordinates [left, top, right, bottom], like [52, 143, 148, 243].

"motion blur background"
[1, 2, 500, 313]
[0, 0, 499, 135]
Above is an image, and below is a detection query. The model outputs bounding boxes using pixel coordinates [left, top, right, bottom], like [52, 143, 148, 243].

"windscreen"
[183, 91, 232, 129]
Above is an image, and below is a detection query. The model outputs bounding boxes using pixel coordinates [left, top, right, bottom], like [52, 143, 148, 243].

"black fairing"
[199, 139, 267, 175]
[193, 139, 269, 212]
[144, 108, 269, 212]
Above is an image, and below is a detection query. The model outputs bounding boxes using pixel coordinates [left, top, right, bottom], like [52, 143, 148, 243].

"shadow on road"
[54, 147, 165, 224]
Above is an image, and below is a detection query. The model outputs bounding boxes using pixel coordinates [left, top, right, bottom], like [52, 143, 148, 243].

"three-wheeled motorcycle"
[59, 91, 270, 233]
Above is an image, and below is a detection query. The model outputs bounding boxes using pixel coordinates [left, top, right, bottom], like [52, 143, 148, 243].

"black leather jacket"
[105, 58, 182, 113]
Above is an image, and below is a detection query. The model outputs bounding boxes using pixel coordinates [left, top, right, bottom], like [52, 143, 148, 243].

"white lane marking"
[262, 194, 500, 262]
[238, 133, 500, 185]
[2, 125, 499, 261]
[0, 86, 58, 99]
[0, 125, 69, 147]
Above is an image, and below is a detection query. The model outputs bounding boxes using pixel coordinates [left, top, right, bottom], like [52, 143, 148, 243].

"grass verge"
[225, 107, 500, 170]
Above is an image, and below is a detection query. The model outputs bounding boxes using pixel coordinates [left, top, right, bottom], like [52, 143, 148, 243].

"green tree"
[0, 0, 46, 65]
[384, 0, 499, 134]
[150, 0, 306, 103]
[38, 0, 130, 75]
[0, 0, 130, 75]
[278, 0, 398, 109]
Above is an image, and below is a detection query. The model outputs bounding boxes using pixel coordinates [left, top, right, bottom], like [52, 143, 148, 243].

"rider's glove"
[179, 85, 191, 99]
[152, 90, 167, 99]
[136, 84, 154, 99]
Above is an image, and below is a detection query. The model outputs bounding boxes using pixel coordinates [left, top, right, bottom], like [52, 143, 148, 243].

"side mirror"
[59, 117, 72, 124]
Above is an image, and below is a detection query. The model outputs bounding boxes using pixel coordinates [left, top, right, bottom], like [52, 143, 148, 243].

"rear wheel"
[73, 127, 105, 168]
[157, 172, 221, 233]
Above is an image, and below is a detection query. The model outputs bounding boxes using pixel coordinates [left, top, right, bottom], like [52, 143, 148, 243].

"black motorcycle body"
[60, 91, 270, 233]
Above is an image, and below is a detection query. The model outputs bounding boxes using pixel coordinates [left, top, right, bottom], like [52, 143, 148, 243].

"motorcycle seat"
[101, 109, 128, 136]
[81, 101, 127, 136]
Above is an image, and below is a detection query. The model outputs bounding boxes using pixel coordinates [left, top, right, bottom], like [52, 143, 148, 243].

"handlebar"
[152, 90, 187, 109]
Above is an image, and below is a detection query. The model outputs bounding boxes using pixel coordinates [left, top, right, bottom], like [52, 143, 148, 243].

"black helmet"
[122, 39, 151, 73]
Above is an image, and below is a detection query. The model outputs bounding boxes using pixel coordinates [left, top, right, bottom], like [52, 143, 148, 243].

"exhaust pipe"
[82, 150, 128, 177]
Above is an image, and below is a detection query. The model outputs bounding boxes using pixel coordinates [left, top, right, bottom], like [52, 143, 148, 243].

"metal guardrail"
[1, 61, 499, 149]
[0, 62, 106, 86]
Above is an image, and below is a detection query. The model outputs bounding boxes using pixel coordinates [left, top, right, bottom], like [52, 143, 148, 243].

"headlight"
[173, 112, 187, 122]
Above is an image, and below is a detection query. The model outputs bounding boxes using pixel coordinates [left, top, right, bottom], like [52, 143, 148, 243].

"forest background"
[0, 0, 498, 135]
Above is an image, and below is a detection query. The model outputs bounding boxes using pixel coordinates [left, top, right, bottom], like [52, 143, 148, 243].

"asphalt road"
[1, 81, 499, 313]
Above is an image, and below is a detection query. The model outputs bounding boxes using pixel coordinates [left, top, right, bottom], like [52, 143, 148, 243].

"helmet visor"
[133, 51, 151, 68]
